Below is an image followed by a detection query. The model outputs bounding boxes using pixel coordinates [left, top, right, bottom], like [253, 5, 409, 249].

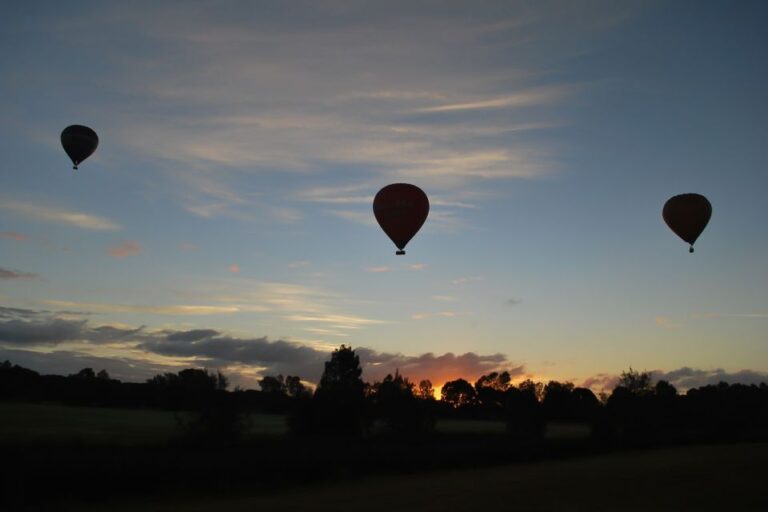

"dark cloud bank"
[1, 307, 766, 390]
[0, 307, 516, 385]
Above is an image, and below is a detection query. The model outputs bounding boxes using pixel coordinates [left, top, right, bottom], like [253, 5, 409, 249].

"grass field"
[3, 403, 766, 511]
[81, 442, 768, 512]
[0, 403, 287, 445]
[0, 403, 557, 444]
[0, 403, 178, 445]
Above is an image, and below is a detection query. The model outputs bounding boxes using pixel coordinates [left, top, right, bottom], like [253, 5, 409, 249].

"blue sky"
[1, 0, 766, 391]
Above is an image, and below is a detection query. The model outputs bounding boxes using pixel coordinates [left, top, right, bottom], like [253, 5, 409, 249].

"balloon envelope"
[373, 183, 429, 254]
[61, 125, 98, 169]
[662, 193, 712, 252]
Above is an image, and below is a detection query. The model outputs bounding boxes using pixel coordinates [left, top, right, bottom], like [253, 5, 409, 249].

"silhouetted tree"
[475, 371, 513, 417]
[606, 369, 657, 444]
[315, 345, 365, 400]
[96, 369, 110, 380]
[618, 367, 653, 396]
[285, 375, 309, 398]
[441, 378, 476, 409]
[505, 384, 544, 441]
[301, 345, 368, 435]
[70, 368, 95, 379]
[259, 374, 286, 395]
[148, 368, 228, 409]
[654, 380, 677, 399]
[416, 379, 434, 400]
[173, 370, 248, 445]
[517, 379, 544, 402]
[475, 371, 512, 392]
[542, 381, 575, 421]
[571, 387, 600, 420]
[373, 371, 430, 434]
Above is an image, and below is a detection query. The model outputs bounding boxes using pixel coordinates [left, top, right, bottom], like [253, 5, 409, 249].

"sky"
[1, 0, 767, 392]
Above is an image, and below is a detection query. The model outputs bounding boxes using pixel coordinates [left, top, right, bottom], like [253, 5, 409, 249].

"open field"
[0, 403, 548, 444]
[0, 403, 178, 445]
[3, 403, 766, 511]
[83, 442, 768, 512]
[0, 403, 287, 445]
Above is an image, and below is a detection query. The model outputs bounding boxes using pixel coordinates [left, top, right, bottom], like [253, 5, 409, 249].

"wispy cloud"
[366, 266, 391, 273]
[303, 327, 349, 337]
[405, 263, 427, 271]
[411, 311, 466, 320]
[416, 86, 570, 113]
[432, 295, 459, 302]
[0, 267, 39, 280]
[269, 206, 303, 223]
[0, 232, 27, 241]
[107, 240, 142, 258]
[21, 1, 616, 221]
[724, 312, 768, 319]
[451, 276, 484, 286]
[42, 300, 240, 316]
[0, 201, 121, 231]
[655, 315, 682, 329]
[296, 184, 374, 205]
[283, 314, 386, 330]
[228, 264, 240, 273]
[326, 209, 377, 226]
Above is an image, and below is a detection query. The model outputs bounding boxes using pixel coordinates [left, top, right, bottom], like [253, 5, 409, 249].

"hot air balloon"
[662, 193, 712, 253]
[373, 183, 429, 255]
[61, 125, 99, 170]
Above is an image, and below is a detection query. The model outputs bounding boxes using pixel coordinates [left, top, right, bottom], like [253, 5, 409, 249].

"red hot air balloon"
[61, 125, 99, 170]
[662, 193, 712, 253]
[373, 183, 429, 255]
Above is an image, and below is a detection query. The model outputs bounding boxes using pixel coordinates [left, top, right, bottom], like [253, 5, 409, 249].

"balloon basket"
[396, 250, 405, 255]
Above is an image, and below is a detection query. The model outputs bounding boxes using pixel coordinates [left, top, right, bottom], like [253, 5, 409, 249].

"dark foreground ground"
[4, 403, 767, 511]
[78, 442, 768, 512]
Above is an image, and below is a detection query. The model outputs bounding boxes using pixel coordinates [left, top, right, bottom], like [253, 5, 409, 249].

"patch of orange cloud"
[107, 240, 142, 258]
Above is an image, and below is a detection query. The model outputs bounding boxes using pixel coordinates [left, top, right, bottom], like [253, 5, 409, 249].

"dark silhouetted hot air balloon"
[663, 193, 712, 253]
[61, 125, 99, 170]
[373, 183, 429, 255]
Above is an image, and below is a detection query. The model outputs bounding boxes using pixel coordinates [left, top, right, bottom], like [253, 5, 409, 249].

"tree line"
[3, 345, 768, 445]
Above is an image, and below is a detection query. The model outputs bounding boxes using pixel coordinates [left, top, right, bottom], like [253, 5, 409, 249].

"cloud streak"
[416, 86, 570, 113]
[16, 1, 621, 224]
[42, 300, 241, 316]
[107, 241, 142, 258]
[0, 267, 39, 280]
[0, 201, 121, 231]
[0, 232, 27, 241]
